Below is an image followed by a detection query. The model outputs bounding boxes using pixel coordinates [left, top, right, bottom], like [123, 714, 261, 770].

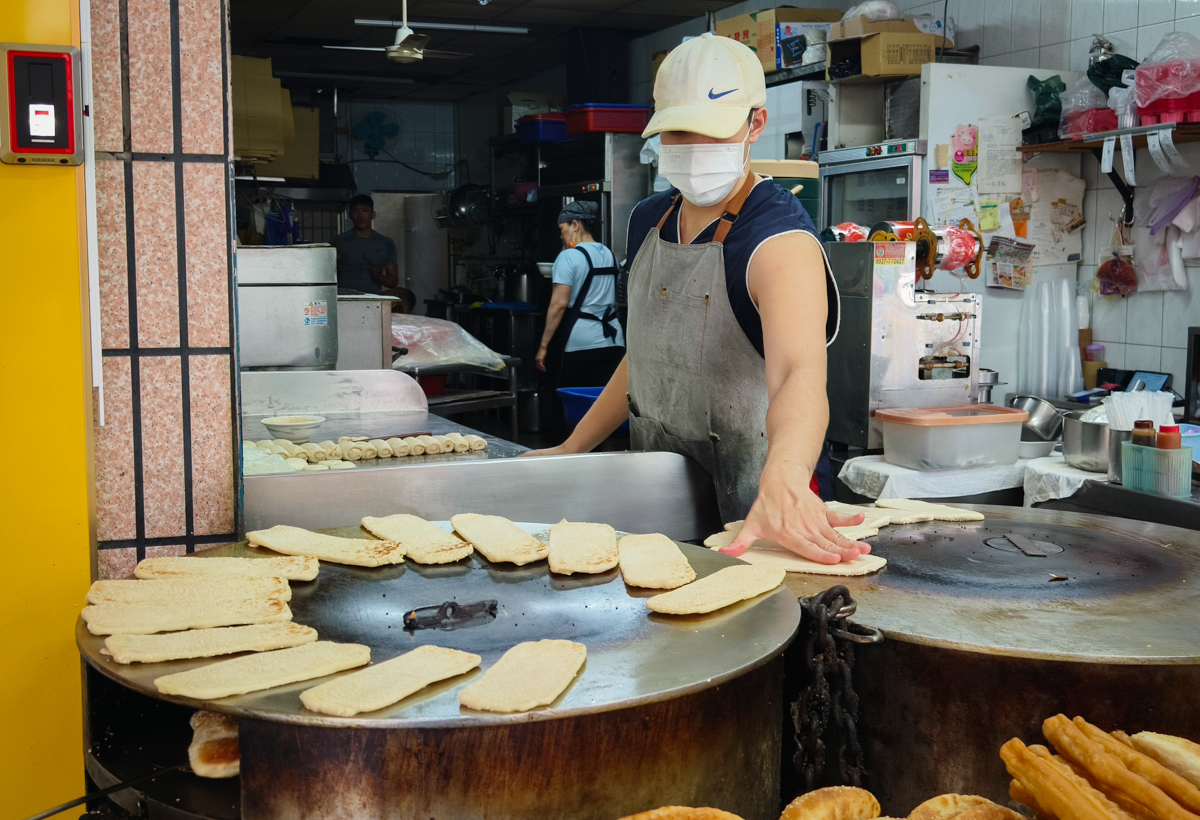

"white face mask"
[658, 132, 749, 207]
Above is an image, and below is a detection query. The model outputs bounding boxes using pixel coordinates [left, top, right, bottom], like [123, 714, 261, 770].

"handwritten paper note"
[977, 116, 1024, 194]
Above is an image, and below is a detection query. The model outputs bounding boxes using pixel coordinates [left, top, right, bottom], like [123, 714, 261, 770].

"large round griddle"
[78, 523, 801, 728]
[784, 505, 1200, 662]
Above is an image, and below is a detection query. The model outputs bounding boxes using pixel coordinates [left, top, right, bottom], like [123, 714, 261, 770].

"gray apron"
[625, 177, 768, 523]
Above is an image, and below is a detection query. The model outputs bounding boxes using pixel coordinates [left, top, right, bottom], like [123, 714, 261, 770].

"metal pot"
[1062, 411, 1110, 472]
[1008, 395, 1064, 441]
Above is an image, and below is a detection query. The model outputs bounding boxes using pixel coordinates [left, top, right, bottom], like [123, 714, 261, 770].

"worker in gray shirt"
[331, 194, 399, 294]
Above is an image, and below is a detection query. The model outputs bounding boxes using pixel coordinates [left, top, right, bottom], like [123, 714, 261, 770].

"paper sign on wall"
[950, 124, 978, 185]
[977, 116, 1023, 194]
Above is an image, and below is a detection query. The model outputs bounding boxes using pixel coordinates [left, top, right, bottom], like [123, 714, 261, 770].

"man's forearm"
[540, 304, 566, 349]
[763, 367, 828, 477]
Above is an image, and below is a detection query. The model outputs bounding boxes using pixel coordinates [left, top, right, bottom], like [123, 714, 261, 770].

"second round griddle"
[784, 505, 1200, 662]
[78, 523, 800, 728]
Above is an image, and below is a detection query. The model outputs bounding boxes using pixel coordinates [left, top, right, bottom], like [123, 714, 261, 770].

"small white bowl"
[261, 415, 325, 443]
[1019, 439, 1057, 460]
[537, 262, 554, 277]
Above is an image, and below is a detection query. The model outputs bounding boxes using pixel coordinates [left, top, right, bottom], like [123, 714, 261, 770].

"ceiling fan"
[322, 0, 471, 63]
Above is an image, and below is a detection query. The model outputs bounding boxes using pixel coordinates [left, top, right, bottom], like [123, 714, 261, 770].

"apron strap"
[712, 174, 757, 244]
[655, 196, 681, 231]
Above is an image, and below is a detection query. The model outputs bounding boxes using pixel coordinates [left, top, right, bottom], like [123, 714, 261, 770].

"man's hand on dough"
[721, 463, 870, 564]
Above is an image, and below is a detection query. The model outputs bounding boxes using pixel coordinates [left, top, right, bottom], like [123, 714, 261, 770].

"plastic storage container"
[1180, 423, 1200, 457]
[558, 387, 630, 433]
[1121, 441, 1193, 498]
[564, 104, 650, 135]
[876, 405, 1029, 471]
[516, 113, 567, 145]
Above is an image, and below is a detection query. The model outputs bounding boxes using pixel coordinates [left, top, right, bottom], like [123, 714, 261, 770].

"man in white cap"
[525, 33, 868, 565]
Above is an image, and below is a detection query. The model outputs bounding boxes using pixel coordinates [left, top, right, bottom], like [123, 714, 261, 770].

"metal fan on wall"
[322, 0, 471, 63]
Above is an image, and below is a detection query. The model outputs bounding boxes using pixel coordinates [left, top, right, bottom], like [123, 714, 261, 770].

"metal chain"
[791, 585, 882, 792]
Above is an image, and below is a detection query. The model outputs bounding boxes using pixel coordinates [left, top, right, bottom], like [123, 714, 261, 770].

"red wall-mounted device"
[0, 43, 83, 166]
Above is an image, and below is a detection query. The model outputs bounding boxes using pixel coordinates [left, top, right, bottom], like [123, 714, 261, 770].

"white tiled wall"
[337, 98, 456, 192]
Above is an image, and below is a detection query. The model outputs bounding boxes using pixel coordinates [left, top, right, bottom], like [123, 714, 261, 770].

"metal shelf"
[1019, 122, 1200, 154]
[764, 62, 827, 87]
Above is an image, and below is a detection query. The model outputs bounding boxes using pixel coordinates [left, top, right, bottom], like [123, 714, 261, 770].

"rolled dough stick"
[645, 565, 785, 615]
[300, 443, 324, 461]
[359, 440, 379, 459]
[459, 640, 586, 713]
[464, 435, 487, 450]
[316, 440, 339, 459]
[340, 441, 364, 461]
[404, 436, 425, 456]
[254, 440, 274, 451]
[301, 645, 482, 717]
[418, 435, 443, 454]
[386, 437, 410, 457]
[154, 641, 371, 700]
[444, 433, 470, 453]
[368, 439, 392, 458]
[434, 435, 457, 453]
[338, 436, 368, 442]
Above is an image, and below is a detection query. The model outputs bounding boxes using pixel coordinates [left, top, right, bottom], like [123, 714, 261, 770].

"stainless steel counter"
[243, 410, 527, 468]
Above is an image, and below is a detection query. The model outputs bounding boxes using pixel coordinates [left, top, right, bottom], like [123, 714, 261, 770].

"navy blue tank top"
[626, 178, 839, 357]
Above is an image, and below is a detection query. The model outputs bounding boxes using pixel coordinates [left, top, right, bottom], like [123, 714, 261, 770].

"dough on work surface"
[713, 520, 878, 547]
[188, 711, 240, 779]
[907, 794, 993, 820]
[464, 434, 487, 450]
[646, 565, 785, 615]
[361, 514, 474, 564]
[154, 641, 370, 700]
[325, 460, 356, 470]
[403, 436, 425, 455]
[617, 533, 697, 589]
[135, 555, 319, 582]
[444, 432, 470, 453]
[779, 786, 880, 820]
[87, 576, 291, 606]
[368, 439, 391, 458]
[254, 440, 274, 450]
[81, 598, 292, 636]
[303, 464, 329, 471]
[826, 500, 923, 526]
[450, 514, 548, 566]
[458, 639, 585, 713]
[285, 457, 308, 471]
[338, 436, 368, 442]
[386, 437, 409, 457]
[246, 525, 405, 567]
[340, 441, 364, 461]
[103, 622, 318, 664]
[301, 645, 481, 717]
[300, 443, 325, 461]
[873, 499, 984, 522]
[723, 520, 744, 531]
[418, 435, 443, 454]
[359, 441, 379, 459]
[316, 440, 339, 459]
[619, 809, 744, 820]
[434, 435, 456, 453]
[548, 521, 619, 575]
[703, 530, 742, 549]
[729, 541, 887, 576]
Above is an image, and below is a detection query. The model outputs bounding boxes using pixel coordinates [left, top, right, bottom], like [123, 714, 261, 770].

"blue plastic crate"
[557, 387, 629, 433]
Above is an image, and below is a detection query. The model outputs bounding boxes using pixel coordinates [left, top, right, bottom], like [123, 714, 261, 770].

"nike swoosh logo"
[708, 88, 737, 99]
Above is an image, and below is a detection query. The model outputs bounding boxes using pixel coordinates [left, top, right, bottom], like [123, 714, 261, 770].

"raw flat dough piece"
[87, 576, 291, 606]
[723, 520, 744, 531]
[835, 523, 880, 540]
[301, 645, 481, 717]
[246, 525, 405, 567]
[103, 622, 318, 664]
[188, 711, 240, 778]
[548, 521, 619, 575]
[645, 565, 785, 615]
[81, 598, 292, 636]
[450, 514, 548, 566]
[360, 514, 474, 564]
[733, 543, 887, 576]
[135, 555, 319, 582]
[703, 530, 740, 549]
[719, 518, 881, 542]
[459, 640, 586, 713]
[873, 498, 984, 522]
[303, 464, 329, 471]
[154, 641, 371, 700]
[285, 457, 308, 471]
[618, 534, 697, 589]
[826, 500, 921, 526]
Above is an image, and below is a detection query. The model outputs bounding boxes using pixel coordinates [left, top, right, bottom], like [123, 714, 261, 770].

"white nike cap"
[642, 32, 767, 140]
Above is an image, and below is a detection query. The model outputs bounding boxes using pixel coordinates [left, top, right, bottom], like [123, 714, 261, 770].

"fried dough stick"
[1043, 715, 1200, 820]
[1000, 738, 1124, 820]
[1073, 717, 1200, 814]
[1009, 779, 1058, 820]
[1027, 745, 1150, 820]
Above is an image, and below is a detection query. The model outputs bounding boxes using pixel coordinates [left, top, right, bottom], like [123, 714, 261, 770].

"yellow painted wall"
[0, 0, 94, 816]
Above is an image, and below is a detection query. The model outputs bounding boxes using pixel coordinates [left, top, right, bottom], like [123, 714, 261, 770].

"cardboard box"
[498, 92, 563, 135]
[830, 14, 953, 48]
[716, 8, 842, 73]
[750, 159, 819, 179]
[827, 32, 936, 82]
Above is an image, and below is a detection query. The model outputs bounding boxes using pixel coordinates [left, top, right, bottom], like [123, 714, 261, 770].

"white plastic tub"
[876, 405, 1029, 471]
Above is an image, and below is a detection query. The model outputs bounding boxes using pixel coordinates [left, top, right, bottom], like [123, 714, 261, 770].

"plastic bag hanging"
[1094, 218, 1137, 297]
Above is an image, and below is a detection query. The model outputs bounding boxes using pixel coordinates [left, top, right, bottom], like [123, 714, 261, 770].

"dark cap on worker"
[557, 200, 599, 225]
